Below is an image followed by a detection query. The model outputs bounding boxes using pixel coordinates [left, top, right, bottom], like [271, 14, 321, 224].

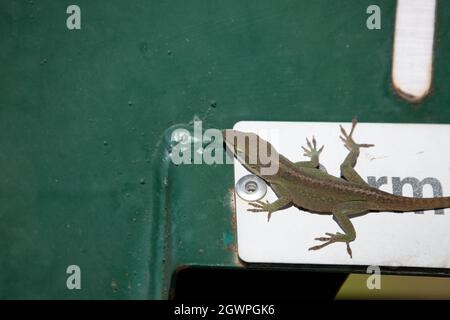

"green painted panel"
[1, 0, 449, 299]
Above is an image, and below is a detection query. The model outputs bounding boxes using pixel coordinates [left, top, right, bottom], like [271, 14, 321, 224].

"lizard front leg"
[339, 119, 374, 185]
[247, 196, 292, 222]
[308, 201, 369, 258]
[295, 136, 324, 169]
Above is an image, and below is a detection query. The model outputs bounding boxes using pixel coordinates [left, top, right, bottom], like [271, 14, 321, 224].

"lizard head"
[222, 129, 280, 177]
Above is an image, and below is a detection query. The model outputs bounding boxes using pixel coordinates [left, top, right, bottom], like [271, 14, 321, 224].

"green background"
[1, 0, 449, 299]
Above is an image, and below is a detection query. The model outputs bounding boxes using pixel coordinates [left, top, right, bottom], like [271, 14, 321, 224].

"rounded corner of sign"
[233, 121, 247, 131]
[237, 247, 256, 264]
[391, 76, 432, 104]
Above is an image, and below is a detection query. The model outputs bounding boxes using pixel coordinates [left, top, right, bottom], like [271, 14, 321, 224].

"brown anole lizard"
[223, 119, 450, 258]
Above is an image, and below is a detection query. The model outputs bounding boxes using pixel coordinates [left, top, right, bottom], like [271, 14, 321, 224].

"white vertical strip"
[392, 0, 436, 102]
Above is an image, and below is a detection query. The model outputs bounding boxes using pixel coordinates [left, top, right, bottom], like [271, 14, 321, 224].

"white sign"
[233, 121, 450, 268]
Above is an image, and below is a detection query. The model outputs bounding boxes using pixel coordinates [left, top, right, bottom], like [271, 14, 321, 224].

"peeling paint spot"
[226, 243, 237, 253]
[111, 280, 118, 293]
[222, 232, 234, 247]
[229, 188, 236, 216]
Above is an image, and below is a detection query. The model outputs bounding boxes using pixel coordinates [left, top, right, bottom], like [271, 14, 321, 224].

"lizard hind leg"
[308, 201, 369, 258]
[339, 119, 374, 185]
[309, 232, 353, 258]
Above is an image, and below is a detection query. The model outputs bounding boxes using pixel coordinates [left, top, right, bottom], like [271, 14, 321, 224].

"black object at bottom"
[173, 267, 348, 300]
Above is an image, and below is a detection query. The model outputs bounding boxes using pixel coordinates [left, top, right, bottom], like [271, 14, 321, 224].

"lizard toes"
[247, 208, 265, 213]
[358, 143, 375, 148]
[346, 243, 353, 258]
[308, 242, 331, 251]
[248, 202, 264, 208]
[314, 237, 331, 241]
[340, 125, 348, 138]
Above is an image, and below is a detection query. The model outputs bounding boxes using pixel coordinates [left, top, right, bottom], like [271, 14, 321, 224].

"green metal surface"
[1, 0, 449, 299]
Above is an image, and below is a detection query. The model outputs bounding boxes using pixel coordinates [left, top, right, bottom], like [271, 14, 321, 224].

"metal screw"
[235, 174, 267, 201]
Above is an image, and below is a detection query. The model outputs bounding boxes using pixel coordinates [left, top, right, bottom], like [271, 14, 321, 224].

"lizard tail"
[380, 196, 450, 212]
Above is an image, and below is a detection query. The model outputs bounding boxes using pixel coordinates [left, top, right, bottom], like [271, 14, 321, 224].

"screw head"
[235, 174, 267, 201]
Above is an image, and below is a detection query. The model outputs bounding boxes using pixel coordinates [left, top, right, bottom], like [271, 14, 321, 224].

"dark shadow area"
[173, 267, 349, 300]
